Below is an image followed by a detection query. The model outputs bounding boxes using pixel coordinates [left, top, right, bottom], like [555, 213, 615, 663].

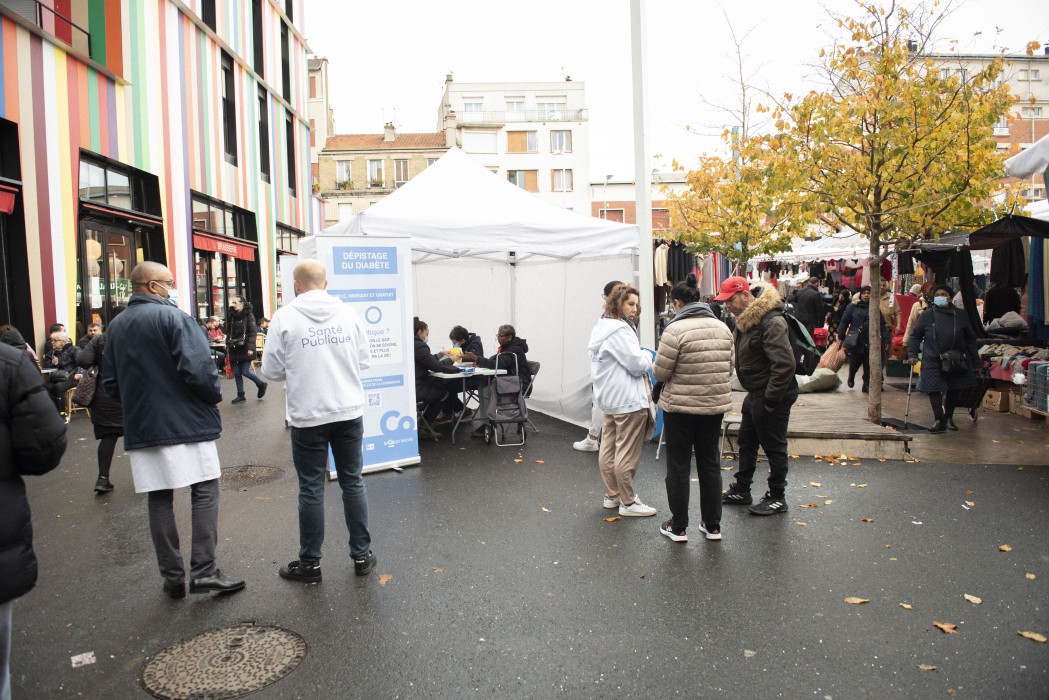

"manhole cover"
[141, 624, 306, 699]
[219, 465, 284, 490]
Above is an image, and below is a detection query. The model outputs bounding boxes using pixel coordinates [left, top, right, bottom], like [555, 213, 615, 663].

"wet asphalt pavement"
[10, 385, 1049, 698]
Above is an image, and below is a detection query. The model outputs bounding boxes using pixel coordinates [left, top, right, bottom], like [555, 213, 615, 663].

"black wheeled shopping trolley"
[479, 352, 527, 447]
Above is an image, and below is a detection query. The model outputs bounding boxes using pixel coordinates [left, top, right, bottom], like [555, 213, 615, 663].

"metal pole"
[630, 0, 655, 349]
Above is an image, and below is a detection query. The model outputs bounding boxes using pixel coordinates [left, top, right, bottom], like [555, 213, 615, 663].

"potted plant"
[369, 178, 383, 188]
[337, 179, 352, 190]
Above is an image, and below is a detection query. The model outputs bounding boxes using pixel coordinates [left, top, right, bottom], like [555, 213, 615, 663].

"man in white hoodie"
[261, 260, 376, 583]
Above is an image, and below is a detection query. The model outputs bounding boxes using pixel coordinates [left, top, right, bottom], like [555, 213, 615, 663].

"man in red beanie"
[713, 276, 798, 516]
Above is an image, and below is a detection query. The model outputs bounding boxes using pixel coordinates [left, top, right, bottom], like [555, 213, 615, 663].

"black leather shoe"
[946, 417, 958, 431]
[257, 382, 268, 399]
[847, 375, 855, 388]
[94, 476, 113, 494]
[928, 419, 947, 434]
[353, 551, 377, 577]
[189, 569, 245, 595]
[861, 384, 869, 393]
[231, 395, 246, 404]
[163, 580, 186, 600]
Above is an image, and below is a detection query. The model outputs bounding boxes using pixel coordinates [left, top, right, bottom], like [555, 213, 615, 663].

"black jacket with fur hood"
[732, 286, 796, 408]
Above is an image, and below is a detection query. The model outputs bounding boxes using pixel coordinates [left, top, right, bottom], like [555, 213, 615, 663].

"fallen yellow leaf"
[1026, 573, 1036, 580]
[432, 567, 443, 573]
[1018, 631, 1047, 643]
[809, 481, 822, 487]
[824, 500, 833, 505]
[799, 502, 820, 508]
[514, 459, 523, 463]
[916, 664, 937, 671]
[889, 557, 897, 561]
[534, 460, 545, 464]
[877, 458, 886, 462]
[965, 501, 975, 507]
[795, 521, 808, 526]
[932, 621, 958, 634]
[963, 594, 982, 605]
[992, 439, 1000, 444]
[964, 490, 973, 495]
[861, 518, 875, 523]
[844, 596, 870, 605]
[790, 454, 800, 458]
[541, 507, 551, 512]
[900, 603, 913, 610]
[378, 574, 393, 586]
[947, 689, 957, 697]
[602, 516, 620, 523]
[885, 544, 892, 549]
[855, 483, 869, 488]
[999, 544, 1013, 552]
[813, 454, 823, 459]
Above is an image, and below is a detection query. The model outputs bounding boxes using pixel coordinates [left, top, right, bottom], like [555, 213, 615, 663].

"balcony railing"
[455, 109, 588, 124]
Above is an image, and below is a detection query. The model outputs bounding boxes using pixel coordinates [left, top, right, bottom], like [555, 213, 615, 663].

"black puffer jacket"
[77, 333, 123, 429]
[475, 336, 531, 389]
[907, 305, 980, 394]
[414, 338, 459, 391]
[0, 343, 68, 604]
[225, 303, 259, 364]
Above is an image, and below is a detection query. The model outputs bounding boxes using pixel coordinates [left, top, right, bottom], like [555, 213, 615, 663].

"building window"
[505, 99, 525, 113]
[394, 159, 409, 187]
[337, 203, 354, 222]
[652, 208, 670, 230]
[251, 0, 264, 76]
[1021, 106, 1044, 117]
[368, 160, 384, 188]
[221, 52, 237, 165]
[508, 170, 538, 193]
[939, 68, 951, 79]
[507, 131, 537, 153]
[462, 131, 497, 153]
[537, 98, 566, 120]
[336, 160, 351, 186]
[309, 75, 317, 99]
[202, 0, 216, 30]
[463, 100, 483, 112]
[309, 119, 316, 147]
[551, 169, 573, 192]
[285, 111, 296, 196]
[1019, 69, 1040, 80]
[280, 21, 291, 102]
[258, 88, 270, 182]
[550, 130, 572, 153]
[78, 155, 160, 215]
[276, 223, 303, 254]
[599, 209, 625, 223]
[426, 158, 439, 167]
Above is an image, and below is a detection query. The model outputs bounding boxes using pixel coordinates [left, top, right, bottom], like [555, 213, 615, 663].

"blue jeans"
[290, 418, 370, 562]
[233, 359, 263, 395]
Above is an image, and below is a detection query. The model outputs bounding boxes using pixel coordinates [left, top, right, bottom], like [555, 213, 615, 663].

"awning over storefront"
[192, 232, 256, 262]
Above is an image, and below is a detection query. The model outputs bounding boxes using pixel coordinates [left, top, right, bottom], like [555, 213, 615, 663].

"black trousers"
[848, 348, 870, 387]
[663, 411, 724, 530]
[416, 380, 462, 421]
[733, 385, 798, 498]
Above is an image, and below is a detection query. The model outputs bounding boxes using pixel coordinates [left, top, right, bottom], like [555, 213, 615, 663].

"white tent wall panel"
[412, 260, 511, 353]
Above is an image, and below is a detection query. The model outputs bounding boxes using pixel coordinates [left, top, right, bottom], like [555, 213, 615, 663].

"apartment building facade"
[0, 0, 312, 349]
[438, 75, 591, 212]
[307, 55, 333, 186]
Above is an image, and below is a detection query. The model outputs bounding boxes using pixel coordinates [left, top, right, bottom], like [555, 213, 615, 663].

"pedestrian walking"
[653, 274, 733, 542]
[715, 277, 798, 516]
[906, 284, 982, 433]
[0, 342, 67, 700]
[573, 279, 623, 452]
[837, 286, 891, 393]
[261, 259, 377, 583]
[587, 283, 656, 517]
[76, 330, 124, 494]
[225, 295, 267, 404]
[101, 262, 244, 599]
[792, 277, 824, 339]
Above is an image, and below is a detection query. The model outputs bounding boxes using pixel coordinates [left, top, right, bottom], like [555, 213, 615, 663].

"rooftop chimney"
[383, 122, 396, 142]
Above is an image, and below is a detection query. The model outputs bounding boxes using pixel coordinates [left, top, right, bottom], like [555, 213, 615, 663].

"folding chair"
[65, 387, 90, 424]
[523, 360, 540, 433]
[417, 401, 440, 441]
[253, 334, 265, 369]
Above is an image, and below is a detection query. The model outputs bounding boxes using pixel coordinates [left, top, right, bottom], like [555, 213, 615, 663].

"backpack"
[759, 310, 820, 376]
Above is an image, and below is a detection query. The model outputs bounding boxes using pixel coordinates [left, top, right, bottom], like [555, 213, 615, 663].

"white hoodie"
[260, 289, 371, 428]
[587, 318, 652, 415]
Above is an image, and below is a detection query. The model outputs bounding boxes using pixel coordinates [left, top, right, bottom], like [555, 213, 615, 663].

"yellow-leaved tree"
[778, 0, 1015, 424]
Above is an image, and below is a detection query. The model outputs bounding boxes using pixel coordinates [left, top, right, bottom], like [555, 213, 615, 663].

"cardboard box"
[1008, 387, 1024, 416]
[983, 389, 1009, 413]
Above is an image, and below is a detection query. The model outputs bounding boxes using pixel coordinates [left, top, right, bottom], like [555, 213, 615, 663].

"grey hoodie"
[260, 289, 371, 428]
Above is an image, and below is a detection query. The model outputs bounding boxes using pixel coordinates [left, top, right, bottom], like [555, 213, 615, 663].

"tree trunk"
[867, 236, 883, 425]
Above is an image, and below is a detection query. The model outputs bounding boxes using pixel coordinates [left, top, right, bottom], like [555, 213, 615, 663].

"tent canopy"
[1005, 132, 1049, 181]
[323, 147, 639, 261]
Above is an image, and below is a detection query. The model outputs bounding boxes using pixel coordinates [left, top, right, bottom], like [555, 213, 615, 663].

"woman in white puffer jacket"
[587, 284, 655, 517]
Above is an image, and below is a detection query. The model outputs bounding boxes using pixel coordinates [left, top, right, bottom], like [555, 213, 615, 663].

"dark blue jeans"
[233, 359, 263, 395]
[733, 385, 798, 499]
[290, 417, 370, 562]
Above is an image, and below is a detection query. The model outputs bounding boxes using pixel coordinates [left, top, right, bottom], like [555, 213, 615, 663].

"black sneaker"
[257, 382, 268, 399]
[353, 551, 377, 577]
[749, 492, 788, 516]
[722, 486, 752, 506]
[279, 560, 321, 583]
[94, 476, 113, 494]
[231, 395, 246, 404]
[659, 520, 688, 543]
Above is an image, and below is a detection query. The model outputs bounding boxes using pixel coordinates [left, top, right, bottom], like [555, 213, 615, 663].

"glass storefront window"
[107, 170, 131, 209]
[79, 161, 106, 202]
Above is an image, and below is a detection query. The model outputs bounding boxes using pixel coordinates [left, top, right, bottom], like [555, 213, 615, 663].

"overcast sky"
[304, 0, 1049, 181]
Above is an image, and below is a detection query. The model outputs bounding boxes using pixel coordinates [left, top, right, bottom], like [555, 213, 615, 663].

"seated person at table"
[414, 318, 468, 425]
[461, 324, 531, 389]
[447, 325, 483, 358]
[43, 331, 80, 413]
[205, 316, 226, 343]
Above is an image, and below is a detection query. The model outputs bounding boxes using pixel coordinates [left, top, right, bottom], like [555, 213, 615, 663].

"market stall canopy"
[1005, 132, 1049, 191]
[323, 147, 640, 261]
[911, 215, 1049, 251]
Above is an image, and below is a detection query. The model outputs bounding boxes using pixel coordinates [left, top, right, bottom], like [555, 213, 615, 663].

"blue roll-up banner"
[312, 235, 420, 475]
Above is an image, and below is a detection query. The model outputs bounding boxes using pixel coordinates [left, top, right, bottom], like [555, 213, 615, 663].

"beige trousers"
[598, 409, 648, 505]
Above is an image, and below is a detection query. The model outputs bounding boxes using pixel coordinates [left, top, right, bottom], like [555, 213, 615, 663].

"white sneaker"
[573, 436, 599, 452]
[619, 498, 657, 517]
[603, 495, 621, 509]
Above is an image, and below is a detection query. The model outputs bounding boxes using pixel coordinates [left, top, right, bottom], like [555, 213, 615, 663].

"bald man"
[102, 262, 244, 599]
[261, 259, 376, 582]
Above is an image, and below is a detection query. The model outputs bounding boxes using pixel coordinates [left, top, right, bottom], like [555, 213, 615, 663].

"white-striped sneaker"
[619, 498, 656, 517]
[698, 522, 722, 541]
[603, 495, 621, 509]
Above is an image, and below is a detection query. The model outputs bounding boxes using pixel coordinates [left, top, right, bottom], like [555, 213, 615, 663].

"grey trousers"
[147, 479, 219, 583]
[0, 600, 11, 700]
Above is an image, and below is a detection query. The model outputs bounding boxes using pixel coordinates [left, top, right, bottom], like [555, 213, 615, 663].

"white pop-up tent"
[318, 147, 640, 426]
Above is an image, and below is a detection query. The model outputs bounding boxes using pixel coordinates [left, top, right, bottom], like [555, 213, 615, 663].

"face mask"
[452, 342, 461, 348]
[933, 296, 949, 308]
[166, 287, 180, 306]
[421, 335, 429, 345]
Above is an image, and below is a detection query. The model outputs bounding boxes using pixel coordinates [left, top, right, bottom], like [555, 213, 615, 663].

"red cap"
[712, 276, 750, 302]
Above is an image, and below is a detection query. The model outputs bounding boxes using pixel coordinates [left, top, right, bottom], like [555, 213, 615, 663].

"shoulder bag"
[71, 367, 97, 407]
[933, 313, 967, 375]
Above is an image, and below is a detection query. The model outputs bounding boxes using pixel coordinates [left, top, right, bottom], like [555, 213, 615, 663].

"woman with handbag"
[836, 287, 891, 393]
[225, 295, 268, 404]
[906, 284, 982, 434]
[587, 284, 655, 517]
[77, 331, 125, 493]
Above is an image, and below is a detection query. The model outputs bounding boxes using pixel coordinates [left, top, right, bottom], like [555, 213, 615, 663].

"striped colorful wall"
[0, 0, 313, 347]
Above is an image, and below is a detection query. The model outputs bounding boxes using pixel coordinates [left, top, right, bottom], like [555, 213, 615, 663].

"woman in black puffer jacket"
[78, 332, 125, 494]
[225, 295, 267, 404]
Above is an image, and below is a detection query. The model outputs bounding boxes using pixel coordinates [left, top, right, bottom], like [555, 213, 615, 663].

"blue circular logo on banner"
[365, 306, 382, 324]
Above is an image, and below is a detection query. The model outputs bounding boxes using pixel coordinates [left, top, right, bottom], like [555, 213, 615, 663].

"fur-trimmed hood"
[734, 285, 784, 332]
